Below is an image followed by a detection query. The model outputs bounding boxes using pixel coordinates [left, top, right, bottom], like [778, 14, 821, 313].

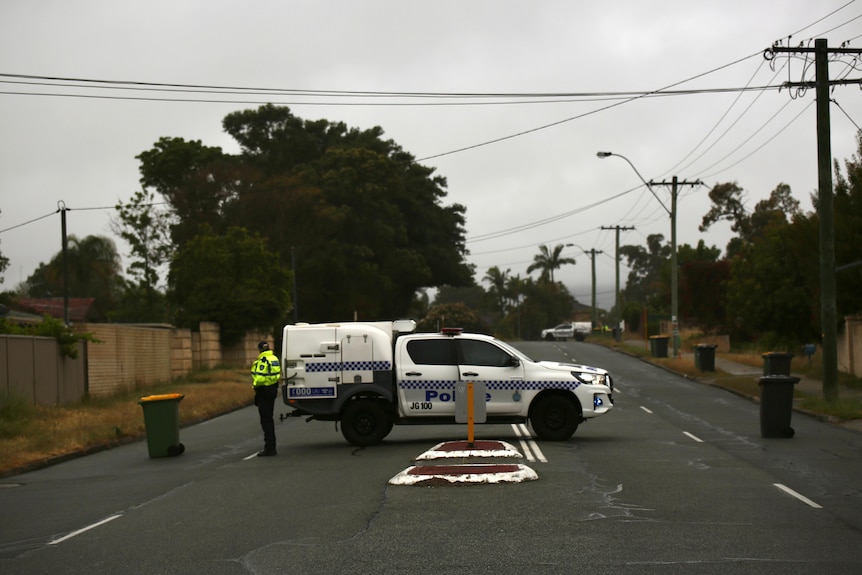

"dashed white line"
[48, 514, 122, 545]
[774, 483, 823, 509]
[640, 406, 653, 414]
[683, 431, 704, 443]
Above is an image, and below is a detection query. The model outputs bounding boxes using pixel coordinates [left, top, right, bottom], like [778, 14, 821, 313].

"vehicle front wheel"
[544, 333, 555, 341]
[341, 399, 391, 446]
[530, 395, 579, 441]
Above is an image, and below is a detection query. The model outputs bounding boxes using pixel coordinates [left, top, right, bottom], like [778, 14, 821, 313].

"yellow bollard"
[467, 381, 475, 447]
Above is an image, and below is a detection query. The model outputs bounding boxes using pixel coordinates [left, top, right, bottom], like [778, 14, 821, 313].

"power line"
[0, 209, 57, 234]
[0, 72, 787, 103]
[465, 185, 641, 243]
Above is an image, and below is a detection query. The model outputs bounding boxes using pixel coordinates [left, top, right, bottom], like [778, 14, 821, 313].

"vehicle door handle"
[405, 371, 422, 376]
[462, 372, 479, 377]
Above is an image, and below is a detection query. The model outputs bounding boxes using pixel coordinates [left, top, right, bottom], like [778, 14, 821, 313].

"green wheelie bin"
[649, 335, 670, 358]
[694, 344, 717, 372]
[762, 352, 794, 376]
[138, 393, 185, 458]
[758, 375, 800, 438]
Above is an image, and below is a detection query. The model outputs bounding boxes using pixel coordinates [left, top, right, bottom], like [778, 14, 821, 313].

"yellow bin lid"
[139, 393, 184, 402]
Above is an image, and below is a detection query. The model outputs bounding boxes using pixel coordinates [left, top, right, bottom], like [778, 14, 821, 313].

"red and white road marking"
[389, 439, 539, 485]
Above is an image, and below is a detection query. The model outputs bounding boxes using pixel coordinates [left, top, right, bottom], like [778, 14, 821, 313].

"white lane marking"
[774, 483, 823, 509]
[511, 424, 547, 463]
[683, 431, 704, 443]
[518, 438, 536, 462]
[640, 406, 653, 414]
[511, 424, 534, 461]
[48, 514, 122, 545]
[243, 452, 259, 461]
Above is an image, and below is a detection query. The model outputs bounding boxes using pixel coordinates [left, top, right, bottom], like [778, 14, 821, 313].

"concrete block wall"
[81, 323, 173, 397]
[195, 321, 222, 369]
[171, 328, 193, 379]
[222, 330, 272, 370]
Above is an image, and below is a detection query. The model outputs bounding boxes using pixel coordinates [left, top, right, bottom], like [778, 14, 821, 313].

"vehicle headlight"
[573, 371, 607, 386]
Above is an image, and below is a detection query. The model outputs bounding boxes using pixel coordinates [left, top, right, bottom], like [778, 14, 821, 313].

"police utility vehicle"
[280, 320, 614, 446]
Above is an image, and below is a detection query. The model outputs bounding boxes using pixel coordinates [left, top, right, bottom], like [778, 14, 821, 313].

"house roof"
[15, 297, 95, 323]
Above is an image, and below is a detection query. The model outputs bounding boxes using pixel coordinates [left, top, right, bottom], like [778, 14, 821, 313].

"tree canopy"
[527, 244, 576, 283]
[168, 226, 291, 345]
[136, 104, 473, 325]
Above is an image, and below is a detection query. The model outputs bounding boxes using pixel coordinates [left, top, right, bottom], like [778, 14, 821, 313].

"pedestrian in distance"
[251, 341, 281, 456]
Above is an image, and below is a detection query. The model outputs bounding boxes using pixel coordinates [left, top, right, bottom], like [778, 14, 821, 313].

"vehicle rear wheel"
[341, 399, 391, 446]
[530, 395, 579, 441]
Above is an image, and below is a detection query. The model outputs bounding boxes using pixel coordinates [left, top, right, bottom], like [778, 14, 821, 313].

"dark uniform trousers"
[255, 384, 279, 451]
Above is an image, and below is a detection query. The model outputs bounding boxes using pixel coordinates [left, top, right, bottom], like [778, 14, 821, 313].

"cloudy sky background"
[2, 0, 861, 311]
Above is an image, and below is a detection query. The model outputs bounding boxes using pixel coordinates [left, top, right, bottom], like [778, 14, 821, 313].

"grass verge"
[595, 335, 862, 422]
[0, 368, 252, 478]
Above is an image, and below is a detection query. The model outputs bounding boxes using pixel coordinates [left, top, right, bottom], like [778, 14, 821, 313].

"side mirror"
[509, 356, 521, 368]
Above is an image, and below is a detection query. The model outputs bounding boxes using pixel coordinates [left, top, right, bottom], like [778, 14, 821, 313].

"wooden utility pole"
[59, 201, 69, 326]
[584, 249, 603, 329]
[648, 178, 701, 359]
[601, 225, 634, 339]
[768, 38, 862, 401]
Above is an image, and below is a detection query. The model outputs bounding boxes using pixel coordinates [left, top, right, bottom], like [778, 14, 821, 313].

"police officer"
[251, 341, 281, 456]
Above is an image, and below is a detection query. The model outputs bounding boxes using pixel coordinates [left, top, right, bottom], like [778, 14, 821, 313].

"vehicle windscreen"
[489, 339, 534, 363]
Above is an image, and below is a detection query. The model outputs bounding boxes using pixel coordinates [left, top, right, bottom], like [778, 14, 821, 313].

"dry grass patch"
[0, 368, 252, 477]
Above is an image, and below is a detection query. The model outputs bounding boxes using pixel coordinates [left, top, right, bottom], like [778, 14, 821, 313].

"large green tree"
[136, 136, 229, 247]
[167, 226, 291, 345]
[677, 240, 728, 332]
[723, 223, 817, 346]
[832, 132, 862, 319]
[620, 233, 671, 312]
[137, 104, 472, 323]
[700, 181, 801, 257]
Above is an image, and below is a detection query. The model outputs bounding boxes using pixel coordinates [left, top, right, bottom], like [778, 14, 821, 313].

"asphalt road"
[2, 341, 862, 574]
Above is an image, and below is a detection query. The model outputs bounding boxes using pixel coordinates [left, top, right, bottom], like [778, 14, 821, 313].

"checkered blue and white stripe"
[398, 380, 580, 391]
[305, 360, 391, 373]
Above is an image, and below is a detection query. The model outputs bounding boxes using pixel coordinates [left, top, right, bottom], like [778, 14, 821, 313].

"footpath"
[683, 352, 862, 434]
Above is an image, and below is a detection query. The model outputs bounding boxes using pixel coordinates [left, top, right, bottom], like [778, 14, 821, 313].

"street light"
[596, 151, 680, 358]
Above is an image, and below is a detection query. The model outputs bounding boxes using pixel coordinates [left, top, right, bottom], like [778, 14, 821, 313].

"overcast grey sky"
[2, 0, 861, 310]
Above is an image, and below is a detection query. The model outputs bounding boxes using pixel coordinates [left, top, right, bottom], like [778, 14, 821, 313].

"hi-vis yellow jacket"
[251, 350, 281, 388]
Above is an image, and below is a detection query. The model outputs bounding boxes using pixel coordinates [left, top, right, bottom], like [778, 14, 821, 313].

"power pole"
[767, 38, 862, 401]
[585, 249, 603, 329]
[648, 177, 701, 359]
[59, 201, 69, 326]
[601, 225, 634, 340]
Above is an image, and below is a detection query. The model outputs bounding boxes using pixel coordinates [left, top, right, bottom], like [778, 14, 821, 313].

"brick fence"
[1, 323, 271, 406]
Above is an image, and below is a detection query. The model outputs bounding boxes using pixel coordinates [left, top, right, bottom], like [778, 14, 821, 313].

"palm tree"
[24, 234, 124, 321]
[505, 274, 528, 338]
[482, 266, 510, 315]
[527, 244, 576, 283]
